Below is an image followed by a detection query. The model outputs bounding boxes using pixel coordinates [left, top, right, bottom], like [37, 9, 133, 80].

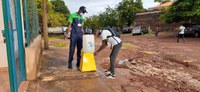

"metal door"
[2, 0, 26, 92]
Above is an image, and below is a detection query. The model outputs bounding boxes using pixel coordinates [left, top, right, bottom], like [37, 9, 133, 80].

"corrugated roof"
[149, 2, 174, 9]
[135, 11, 162, 16]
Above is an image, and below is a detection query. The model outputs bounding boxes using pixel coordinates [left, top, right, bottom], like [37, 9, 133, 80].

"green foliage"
[84, 6, 120, 29]
[99, 7, 119, 28]
[52, 43, 66, 47]
[49, 35, 65, 40]
[37, 0, 70, 27]
[117, 0, 136, 26]
[84, 0, 145, 29]
[48, 12, 67, 27]
[161, 0, 200, 23]
[117, 0, 145, 26]
[84, 16, 101, 30]
[51, 0, 70, 18]
[135, 0, 144, 12]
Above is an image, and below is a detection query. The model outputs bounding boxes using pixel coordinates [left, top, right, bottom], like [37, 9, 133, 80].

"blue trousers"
[68, 36, 83, 66]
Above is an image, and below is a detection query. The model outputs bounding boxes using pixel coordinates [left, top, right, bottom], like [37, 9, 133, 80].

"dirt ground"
[95, 31, 200, 92]
[30, 31, 200, 92]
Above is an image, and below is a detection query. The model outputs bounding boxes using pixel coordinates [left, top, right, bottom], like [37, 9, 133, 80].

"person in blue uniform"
[67, 6, 87, 69]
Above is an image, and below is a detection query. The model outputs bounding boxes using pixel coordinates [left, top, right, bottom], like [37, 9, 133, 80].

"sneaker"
[76, 60, 80, 67]
[68, 64, 72, 69]
[105, 70, 116, 77]
[76, 63, 80, 67]
[76, 65, 80, 70]
[105, 69, 111, 74]
[106, 73, 115, 79]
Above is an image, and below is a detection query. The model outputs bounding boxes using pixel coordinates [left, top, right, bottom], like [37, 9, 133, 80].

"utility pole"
[42, 0, 49, 49]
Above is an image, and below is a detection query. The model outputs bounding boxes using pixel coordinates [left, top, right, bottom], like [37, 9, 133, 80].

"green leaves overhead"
[85, 0, 145, 29]
[117, 0, 136, 26]
[51, 0, 70, 17]
[84, 16, 101, 30]
[161, 0, 200, 23]
[37, 0, 70, 27]
[99, 7, 119, 28]
[48, 12, 67, 27]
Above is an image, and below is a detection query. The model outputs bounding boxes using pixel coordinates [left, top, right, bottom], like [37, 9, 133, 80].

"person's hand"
[64, 36, 67, 40]
[94, 52, 98, 56]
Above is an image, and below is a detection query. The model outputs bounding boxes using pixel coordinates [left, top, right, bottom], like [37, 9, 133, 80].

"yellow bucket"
[80, 52, 96, 72]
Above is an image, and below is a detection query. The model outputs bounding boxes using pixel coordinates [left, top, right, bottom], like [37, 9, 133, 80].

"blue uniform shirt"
[68, 13, 84, 37]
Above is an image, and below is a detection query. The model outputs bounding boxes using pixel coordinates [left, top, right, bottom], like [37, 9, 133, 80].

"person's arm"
[82, 26, 84, 34]
[94, 40, 108, 55]
[82, 19, 85, 34]
[67, 23, 72, 33]
[66, 13, 73, 39]
[65, 23, 72, 39]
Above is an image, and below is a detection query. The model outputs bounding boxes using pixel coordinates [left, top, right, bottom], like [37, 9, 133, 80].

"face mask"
[80, 12, 84, 16]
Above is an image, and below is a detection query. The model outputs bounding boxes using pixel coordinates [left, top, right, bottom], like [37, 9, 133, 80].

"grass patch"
[49, 35, 65, 40]
[51, 43, 66, 47]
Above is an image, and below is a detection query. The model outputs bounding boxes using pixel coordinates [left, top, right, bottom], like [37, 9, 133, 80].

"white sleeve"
[101, 31, 107, 40]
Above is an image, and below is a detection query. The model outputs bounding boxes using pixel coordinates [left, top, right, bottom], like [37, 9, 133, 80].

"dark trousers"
[155, 31, 159, 36]
[177, 34, 185, 43]
[68, 36, 83, 66]
[109, 42, 122, 75]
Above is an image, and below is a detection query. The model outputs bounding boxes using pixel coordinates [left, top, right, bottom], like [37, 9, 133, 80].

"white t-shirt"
[179, 25, 185, 34]
[100, 30, 121, 46]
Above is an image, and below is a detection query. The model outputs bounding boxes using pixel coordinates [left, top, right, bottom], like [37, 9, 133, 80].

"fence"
[23, 0, 40, 46]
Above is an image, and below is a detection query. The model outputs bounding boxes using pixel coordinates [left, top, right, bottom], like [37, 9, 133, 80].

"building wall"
[25, 35, 42, 80]
[134, 11, 181, 32]
[0, 0, 8, 68]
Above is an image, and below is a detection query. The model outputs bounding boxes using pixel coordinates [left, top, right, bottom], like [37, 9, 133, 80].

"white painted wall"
[0, 0, 8, 67]
[0, 0, 25, 68]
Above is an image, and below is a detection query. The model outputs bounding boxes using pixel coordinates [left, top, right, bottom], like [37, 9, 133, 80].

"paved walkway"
[26, 46, 114, 92]
[0, 70, 10, 92]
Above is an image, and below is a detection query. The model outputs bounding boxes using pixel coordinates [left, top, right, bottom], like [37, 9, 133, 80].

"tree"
[85, 6, 119, 29]
[48, 11, 67, 27]
[161, 0, 200, 23]
[51, 0, 70, 24]
[135, 0, 143, 11]
[85, 0, 146, 29]
[117, 0, 145, 26]
[84, 16, 100, 30]
[37, 0, 70, 27]
[98, 7, 119, 28]
[51, 0, 70, 17]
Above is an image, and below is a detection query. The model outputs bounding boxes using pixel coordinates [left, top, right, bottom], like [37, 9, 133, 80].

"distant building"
[134, 2, 180, 32]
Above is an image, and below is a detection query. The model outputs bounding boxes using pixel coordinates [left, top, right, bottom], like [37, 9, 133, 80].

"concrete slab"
[0, 71, 10, 92]
[18, 81, 29, 92]
[26, 45, 113, 92]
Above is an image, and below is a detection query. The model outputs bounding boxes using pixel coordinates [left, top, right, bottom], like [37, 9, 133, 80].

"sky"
[64, 0, 159, 17]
